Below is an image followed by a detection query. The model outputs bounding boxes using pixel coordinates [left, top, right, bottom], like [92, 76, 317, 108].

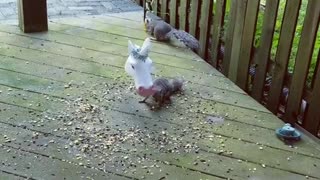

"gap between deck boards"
[3, 12, 319, 179]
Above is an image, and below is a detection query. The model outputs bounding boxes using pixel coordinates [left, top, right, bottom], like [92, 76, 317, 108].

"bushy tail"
[172, 30, 200, 51]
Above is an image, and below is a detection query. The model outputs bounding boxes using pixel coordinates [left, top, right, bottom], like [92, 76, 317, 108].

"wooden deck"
[0, 11, 319, 180]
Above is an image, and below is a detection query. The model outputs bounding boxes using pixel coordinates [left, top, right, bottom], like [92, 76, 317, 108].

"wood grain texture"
[228, 0, 248, 82]
[284, 0, 320, 124]
[188, 0, 200, 37]
[0, 54, 319, 178]
[304, 50, 320, 135]
[0, 57, 316, 177]
[198, 0, 213, 58]
[169, 0, 178, 26]
[17, 0, 48, 33]
[222, 0, 237, 76]
[160, 0, 168, 21]
[251, 0, 280, 102]
[267, 0, 301, 113]
[236, 0, 260, 90]
[211, 0, 226, 67]
[178, 0, 189, 31]
[0, 11, 320, 179]
[152, 0, 159, 16]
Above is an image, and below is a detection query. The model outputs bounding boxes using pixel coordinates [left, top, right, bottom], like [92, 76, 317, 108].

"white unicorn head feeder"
[125, 38, 158, 100]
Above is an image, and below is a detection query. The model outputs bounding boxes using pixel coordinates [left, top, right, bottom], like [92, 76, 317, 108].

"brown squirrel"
[139, 77, 184, 105]
[144, 12, 200, 52]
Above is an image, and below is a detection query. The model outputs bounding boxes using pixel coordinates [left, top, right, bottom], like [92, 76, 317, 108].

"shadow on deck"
[0, 11, 319, 180]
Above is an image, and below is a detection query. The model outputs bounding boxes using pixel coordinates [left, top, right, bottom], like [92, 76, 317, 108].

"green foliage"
[225, 0, 231, 13]
[222, 0, 319, 85]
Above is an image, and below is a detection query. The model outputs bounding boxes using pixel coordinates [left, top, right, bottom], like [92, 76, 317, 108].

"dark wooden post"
[17, 0, 48, 33]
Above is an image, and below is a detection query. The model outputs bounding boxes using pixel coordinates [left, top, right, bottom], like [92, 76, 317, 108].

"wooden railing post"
[169, 0, 178, 27]
[151, 0, 159, 16]
[178, 0, 189, 31]
[211, 0, 226, 68]
[17, 0, 48, 33]
[266, 0, 301, 114]
[222, 0, 237, 76]
[198, 0, 213, 58]
[304, 50, 320, 135]
[236, 0, 260, 91]
[251, 0, 280, 102]
[284, 0, 320, 124]
[226, 0, 248, 82]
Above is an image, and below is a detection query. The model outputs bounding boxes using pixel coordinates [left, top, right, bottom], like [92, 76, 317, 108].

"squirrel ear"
[140, 38, 152, 56]
[128, 40, 135, 54]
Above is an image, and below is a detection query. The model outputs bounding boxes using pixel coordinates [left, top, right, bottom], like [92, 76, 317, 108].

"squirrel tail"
[171, 30, 200, 51]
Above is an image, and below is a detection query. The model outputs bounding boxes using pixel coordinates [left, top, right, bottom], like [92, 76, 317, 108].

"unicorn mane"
[130, 47, 148, 62]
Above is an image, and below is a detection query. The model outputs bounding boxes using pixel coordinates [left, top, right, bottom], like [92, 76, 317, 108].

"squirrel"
[144, 12, 200, 52]
[125, 37, 184, 106]
[139, 77, 184, 105]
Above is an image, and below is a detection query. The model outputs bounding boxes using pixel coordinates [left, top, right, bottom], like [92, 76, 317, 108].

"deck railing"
[136, 0, 320, 138]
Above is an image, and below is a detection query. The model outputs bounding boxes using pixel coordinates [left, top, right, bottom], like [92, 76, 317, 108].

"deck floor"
[0, 11, 319, 180]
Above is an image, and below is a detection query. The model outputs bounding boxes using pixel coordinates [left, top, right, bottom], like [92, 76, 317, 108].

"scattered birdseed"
[206, 116, 224, 125]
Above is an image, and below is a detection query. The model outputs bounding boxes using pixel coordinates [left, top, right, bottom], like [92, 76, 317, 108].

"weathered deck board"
[0, 30, 270, 112]
[0, 68, 319, 153]
[1, 56, 320, 176]
[0, 47, 277, 127]
[0, 124, 316, 180]
[0, 11, 318, 150]
[0, 26, 226, 82]
[0, 145, 128, 180]
[0, 127, 216, 180]
[0, 169, 26, 180]
[0, 58, 263, 116]
[0, 11, 320, 179]
[0, 68, 298, 153]
[47, 17, 212, 69]
[1, 91, 319, 179]
[0, 49, 263, 115]
[0, 27, 242, 91]
[57, 15, 200, 61]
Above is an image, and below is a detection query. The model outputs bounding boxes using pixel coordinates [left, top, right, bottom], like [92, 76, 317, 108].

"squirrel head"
[144, 11, 162, 26]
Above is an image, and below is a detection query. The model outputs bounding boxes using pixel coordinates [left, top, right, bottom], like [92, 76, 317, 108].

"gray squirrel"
[144, 12, 200, 52]
[140, 77, 184, 105]
[124, 37, 184, 106]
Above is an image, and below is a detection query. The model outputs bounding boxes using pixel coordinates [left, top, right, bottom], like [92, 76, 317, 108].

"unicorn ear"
[139, 38, 152, 56]
[128, 40, 135, 54]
